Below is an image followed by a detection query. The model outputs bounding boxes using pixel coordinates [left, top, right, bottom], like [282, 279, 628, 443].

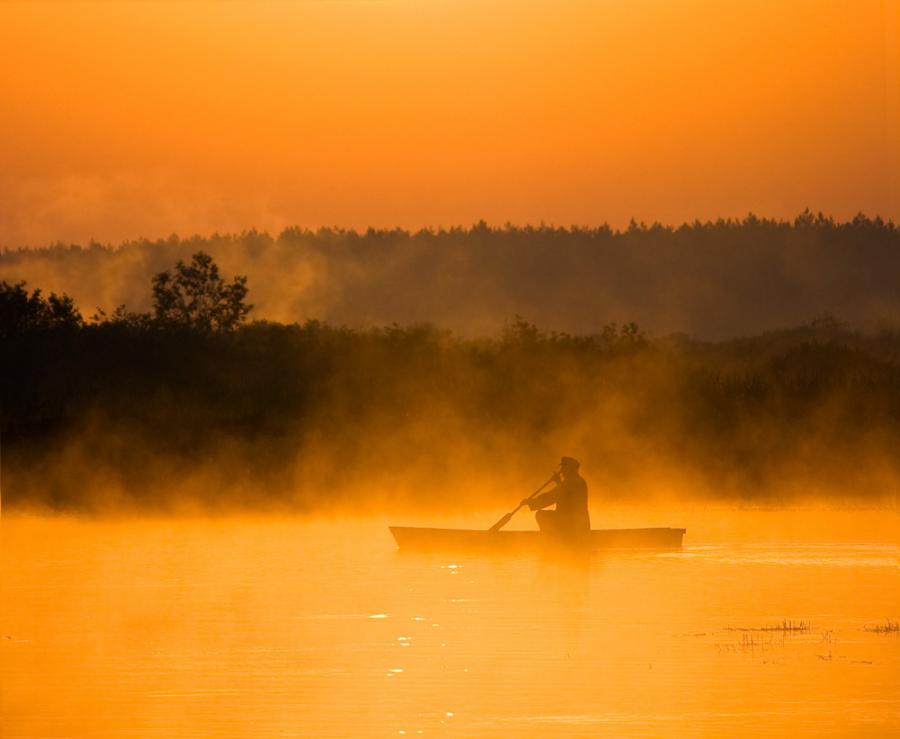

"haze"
[2, 4, 899, 737]
[2, 0, 898, 248]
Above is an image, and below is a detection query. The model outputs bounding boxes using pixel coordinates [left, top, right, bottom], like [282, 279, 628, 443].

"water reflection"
[1, 511, 898, 738]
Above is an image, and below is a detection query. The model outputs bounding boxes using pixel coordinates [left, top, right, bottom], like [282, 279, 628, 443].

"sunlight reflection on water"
[1, 511, 898, 738]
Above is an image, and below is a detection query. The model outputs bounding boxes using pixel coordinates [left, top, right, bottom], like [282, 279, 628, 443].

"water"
[2, 509, 898, 738]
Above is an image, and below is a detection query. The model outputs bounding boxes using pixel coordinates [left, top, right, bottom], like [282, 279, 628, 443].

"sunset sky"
[1, 0, 898, 247]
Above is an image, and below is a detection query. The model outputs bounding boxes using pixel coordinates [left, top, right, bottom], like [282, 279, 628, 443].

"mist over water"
[2, 509, 897, 738]
[3, 0, 898, 732]
[3, 219, 899, 736]
[5, 219, 900, 513]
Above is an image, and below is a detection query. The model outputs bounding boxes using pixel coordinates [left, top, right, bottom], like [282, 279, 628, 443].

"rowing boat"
[389, 526, 686, 551]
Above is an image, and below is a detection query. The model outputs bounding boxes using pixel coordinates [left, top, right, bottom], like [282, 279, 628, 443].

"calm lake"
[2, 508, 898, 737]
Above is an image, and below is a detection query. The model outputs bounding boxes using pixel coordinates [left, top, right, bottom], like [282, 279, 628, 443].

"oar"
[488, 474, 557, 532]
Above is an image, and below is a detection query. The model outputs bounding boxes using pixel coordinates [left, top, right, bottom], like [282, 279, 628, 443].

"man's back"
[554, 473, 589, 519]
[528, 460, 591, 533]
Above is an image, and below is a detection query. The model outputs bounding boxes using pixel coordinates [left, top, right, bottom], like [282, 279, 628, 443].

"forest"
[3, 243, 900, 511]
[2, 212, 900, 340]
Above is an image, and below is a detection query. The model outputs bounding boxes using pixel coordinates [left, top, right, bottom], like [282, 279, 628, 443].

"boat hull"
[389, 526, 686, 551]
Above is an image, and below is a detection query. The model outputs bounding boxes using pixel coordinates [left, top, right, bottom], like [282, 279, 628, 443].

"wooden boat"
[390, 526, 686, 552]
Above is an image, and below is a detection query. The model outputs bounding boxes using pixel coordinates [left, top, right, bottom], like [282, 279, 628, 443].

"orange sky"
[1, 0, 898, 247]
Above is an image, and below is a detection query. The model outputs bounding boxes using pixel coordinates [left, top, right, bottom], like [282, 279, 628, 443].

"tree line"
[3, 211, 899, 339]
[3, 250, 900, 511]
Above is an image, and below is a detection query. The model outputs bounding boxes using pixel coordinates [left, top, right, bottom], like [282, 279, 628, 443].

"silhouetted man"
[523, 456, 590, 536]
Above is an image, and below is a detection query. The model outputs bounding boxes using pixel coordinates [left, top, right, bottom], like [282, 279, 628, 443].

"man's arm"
[526, 487, 560, 511]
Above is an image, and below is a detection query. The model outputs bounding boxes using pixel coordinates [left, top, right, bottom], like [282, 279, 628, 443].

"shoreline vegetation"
[3, 217, 900, 513]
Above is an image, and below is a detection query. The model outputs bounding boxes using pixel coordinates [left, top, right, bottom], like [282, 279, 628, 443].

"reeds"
[725, 619, 812, 633]
[864, 620, 899, 634]
[716, 620, 814, 654]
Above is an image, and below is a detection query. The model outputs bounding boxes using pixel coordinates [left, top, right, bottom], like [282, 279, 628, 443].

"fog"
[3, 216, 900, 514]
[3, 214, 900, 340]
[5, 319, 900, 515]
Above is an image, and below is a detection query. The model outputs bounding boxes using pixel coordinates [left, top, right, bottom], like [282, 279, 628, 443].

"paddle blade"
[488, 511, 513, 532]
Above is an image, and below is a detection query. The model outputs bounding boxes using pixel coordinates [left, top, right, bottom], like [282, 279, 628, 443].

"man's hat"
[560, 456, 580, 470]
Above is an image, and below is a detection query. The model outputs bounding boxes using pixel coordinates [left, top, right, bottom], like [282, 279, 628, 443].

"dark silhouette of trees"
[0, 281, 82, 339]
[3, 222, 900, 511]
[3, 291, 900, 511]
[151, 251, 251, 332]
[3, 212, 899, 339]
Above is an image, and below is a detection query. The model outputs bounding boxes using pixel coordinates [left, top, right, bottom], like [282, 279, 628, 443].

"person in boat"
[522, 456, 590, 536]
